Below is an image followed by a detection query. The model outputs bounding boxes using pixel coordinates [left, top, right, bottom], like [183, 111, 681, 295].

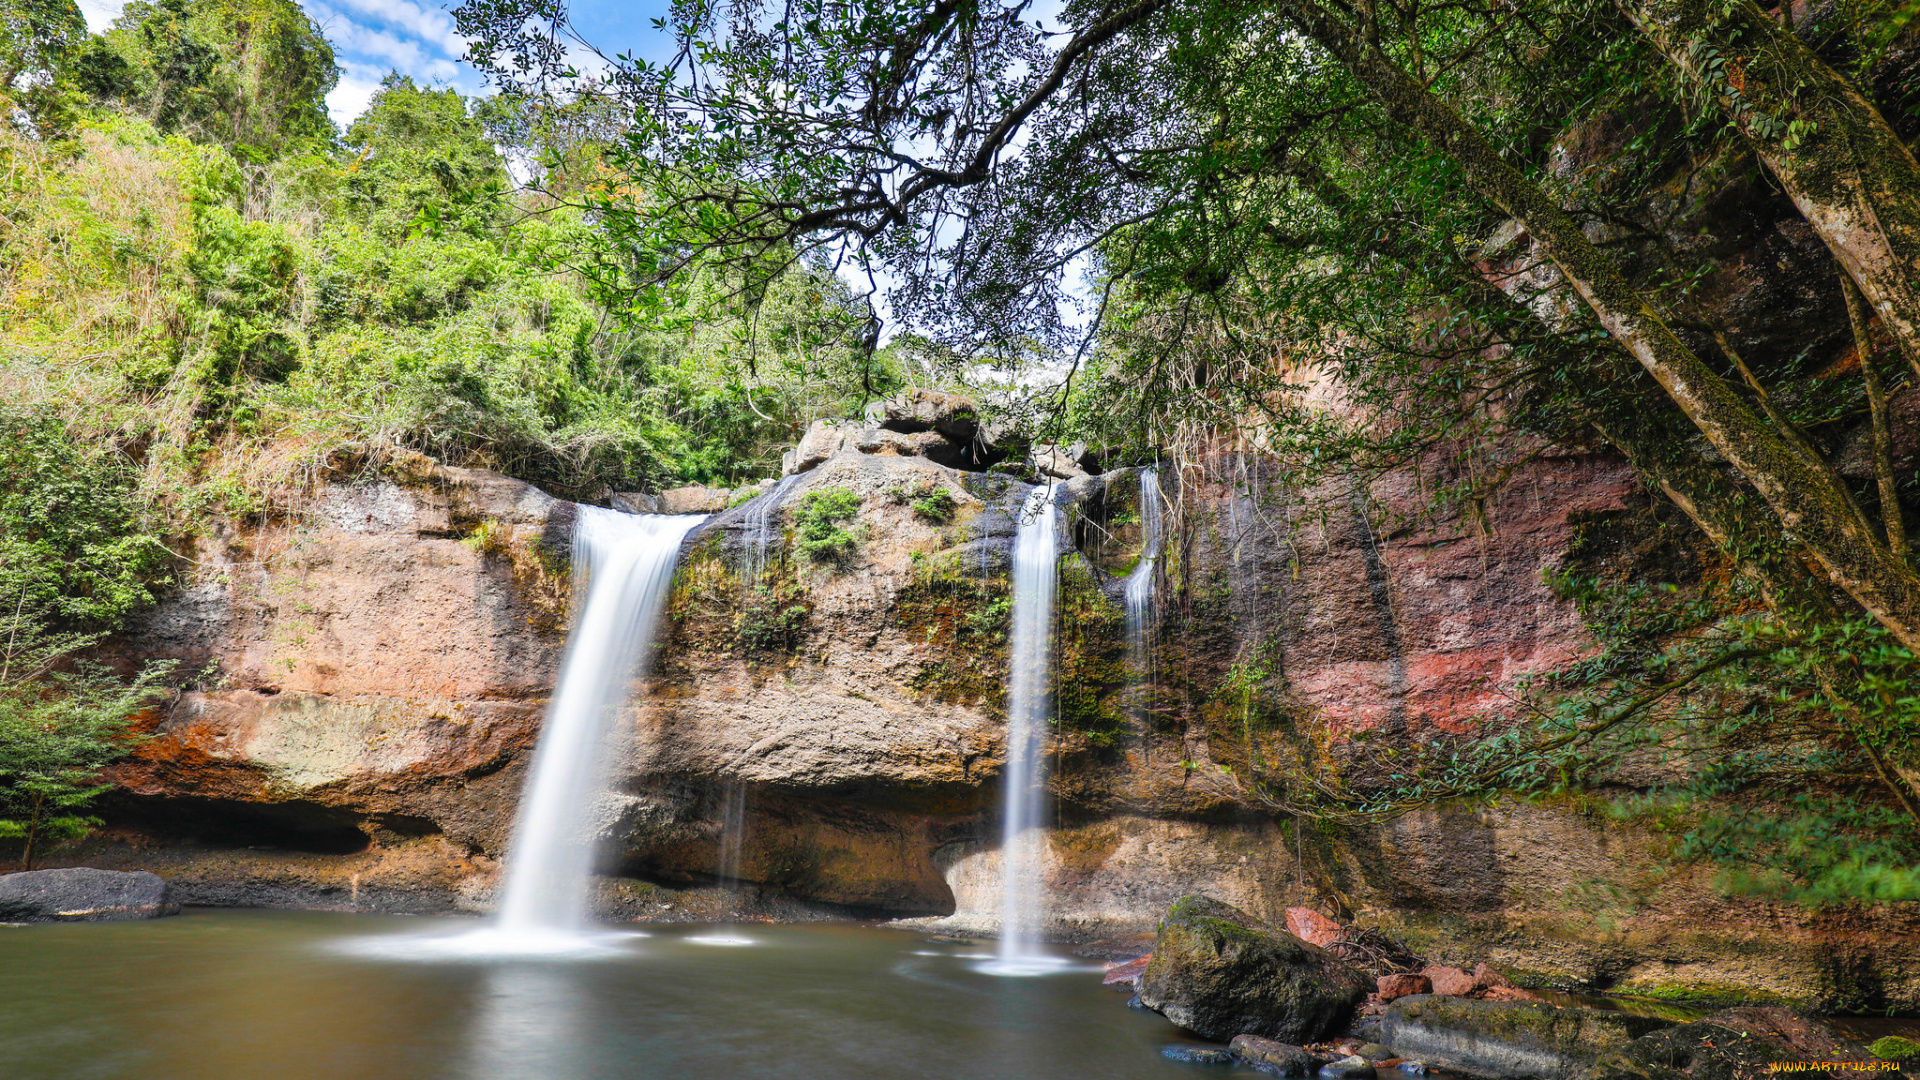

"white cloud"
[77, 0, 121, 32]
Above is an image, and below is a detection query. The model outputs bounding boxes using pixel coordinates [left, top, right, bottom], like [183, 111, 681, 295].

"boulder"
[848, 427, 969, 468]
[610, 491, 659, 514]
[1287, 907, 1345, 948]
[1381, 996, 1676, 1080]
[1137, 895, 1372, 1043]
[1475, 963, 1519, 991]
[1030, 443, 1088, 480]
[1579, 1008, 1881, 1080]
[658, 485, 732, 514]
[1232, 1035, 1331, 1078]
[0, 868, 177, 922]
[1378, 974, 1432, 1003]
[784, 420, 853, 476]
[1421, 965, 1477, 997]
[864, 388, 979, 442]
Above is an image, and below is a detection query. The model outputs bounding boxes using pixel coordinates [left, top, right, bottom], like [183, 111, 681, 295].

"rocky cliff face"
[65, 429, 1920, 1012]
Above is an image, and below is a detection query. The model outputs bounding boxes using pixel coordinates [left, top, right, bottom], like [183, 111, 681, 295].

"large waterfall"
[494, 506, 705, 935]
[989, 483, 1062, 974]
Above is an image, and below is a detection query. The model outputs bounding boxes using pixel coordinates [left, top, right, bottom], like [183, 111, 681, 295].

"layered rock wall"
[65, 433, 1920, 1011]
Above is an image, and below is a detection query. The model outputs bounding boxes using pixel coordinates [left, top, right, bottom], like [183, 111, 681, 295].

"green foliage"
[735, 582, 809, 652]
[0, 0, 84, 107]
[0, 405, 169, 626]
[79, 0, 338, 158]
[791, 487, 862, 566]
[0, 407, 174, 867]
[887, 479, 956, 523]
[342, 76, 508, 240]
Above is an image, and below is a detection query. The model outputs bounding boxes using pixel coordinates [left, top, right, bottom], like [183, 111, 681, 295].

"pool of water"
[0, 909, 1252, 1080]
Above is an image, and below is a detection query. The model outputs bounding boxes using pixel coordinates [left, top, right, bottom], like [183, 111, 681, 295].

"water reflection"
[464, 963, 593, 1080]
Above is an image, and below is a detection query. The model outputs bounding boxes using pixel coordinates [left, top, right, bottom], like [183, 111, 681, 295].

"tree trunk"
[1618, 0, 1920, 372]
[1277, 0, 1920, 656]
[1845, 274, 1910, 559]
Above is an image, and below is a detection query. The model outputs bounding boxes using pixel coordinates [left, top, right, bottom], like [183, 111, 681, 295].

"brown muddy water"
[0, 908, 1251, 1080]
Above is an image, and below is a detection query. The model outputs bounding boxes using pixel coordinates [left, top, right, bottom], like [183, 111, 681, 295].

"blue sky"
[75, 0, 678, 128]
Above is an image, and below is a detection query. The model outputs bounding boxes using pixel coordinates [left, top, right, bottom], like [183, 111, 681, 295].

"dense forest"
[5, 0, 1920, 915]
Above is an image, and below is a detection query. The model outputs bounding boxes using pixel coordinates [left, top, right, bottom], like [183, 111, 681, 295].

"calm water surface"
[0, 908, 1252, 1080]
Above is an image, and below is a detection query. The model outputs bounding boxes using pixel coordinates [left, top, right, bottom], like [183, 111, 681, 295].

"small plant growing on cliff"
[792, 487, 863, 566]
[736, 583, 810, 652]
[887, 480, 957, 523]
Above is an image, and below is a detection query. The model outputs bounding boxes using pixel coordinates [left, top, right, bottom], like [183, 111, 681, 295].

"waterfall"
[494, 506, 706, 934]
[990, 483, 1061, 974]
[1124, 467, 1163, 729]
[740, 474, 802, 583]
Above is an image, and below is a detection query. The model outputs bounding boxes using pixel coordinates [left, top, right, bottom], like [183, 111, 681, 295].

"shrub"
[792, 487, 862, 565]
[886, 479, 957, 523]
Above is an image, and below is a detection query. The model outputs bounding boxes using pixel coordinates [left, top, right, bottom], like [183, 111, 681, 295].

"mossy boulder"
[1380, 995, 1675, 1080]
[1873, 1037, 1920, 1063]
[1136, 894, 1371, 1042]
[1579, 1008, 1890, 1080]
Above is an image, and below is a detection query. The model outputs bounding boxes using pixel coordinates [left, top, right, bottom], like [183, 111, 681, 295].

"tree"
[0, 405, 174, 868]
[79, 0, 338, 158]
[343, 75, 510, 239]
[0, 0, 85, 93]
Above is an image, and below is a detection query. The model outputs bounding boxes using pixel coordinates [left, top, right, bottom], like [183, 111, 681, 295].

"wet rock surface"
[1379, 996, 1676, 1080]
[1137, 895, 1371, 1043]
[0, 868, 176, 922]
[1231, 1035, 1333, 1077]
[1577, 1007, 1889, 1080]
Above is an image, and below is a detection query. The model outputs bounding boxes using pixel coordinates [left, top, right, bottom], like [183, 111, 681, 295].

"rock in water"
[0, 868, 177, 922]
[1162, 1046, 1238, 1065]
[1232, 1035, 1331, 1077]
[1580, 1007, 1883, 1080]
[1322, 1055, 1378, 1079]
[1137, 895, 1371, 1043]
[1381, 996, 1675, 1080]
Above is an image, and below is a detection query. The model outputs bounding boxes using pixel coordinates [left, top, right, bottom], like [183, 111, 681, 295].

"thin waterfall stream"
[1124, 467, 1163, 731]
[984, 482, 1067, 975]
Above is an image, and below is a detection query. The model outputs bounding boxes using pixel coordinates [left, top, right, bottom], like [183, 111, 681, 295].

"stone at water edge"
[1162, 1046, 1238, 1065]
[1322, 1055, 1378, 1079]
[1136, 894, 1372, 1043]
[1579, 1007, 1888, 1080]
[1377, 974, 1432, 1003]
[1231, 1035, 1331, 1078]
[1380, 995, 1675, 1080]
[0, 868, 177, 922]
[1104, 954, 1151, 986]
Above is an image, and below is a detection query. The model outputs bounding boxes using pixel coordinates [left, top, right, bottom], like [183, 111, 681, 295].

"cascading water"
[1124, 467, 1163, 729]
[336, 505, 702, 959]
[741, 474, 802, 584]
[985, 483, 1064, 975]
[494, 506, 706, 934]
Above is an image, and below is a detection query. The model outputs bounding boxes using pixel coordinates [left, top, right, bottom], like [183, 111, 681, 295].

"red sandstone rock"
[1472, 962, 1515, 990]
[1104, 955, 1151, 985]
[1376, 973, 1432, 1002]
[1420, 965, 1476, 997]
[1286, 907, 1344, 947]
